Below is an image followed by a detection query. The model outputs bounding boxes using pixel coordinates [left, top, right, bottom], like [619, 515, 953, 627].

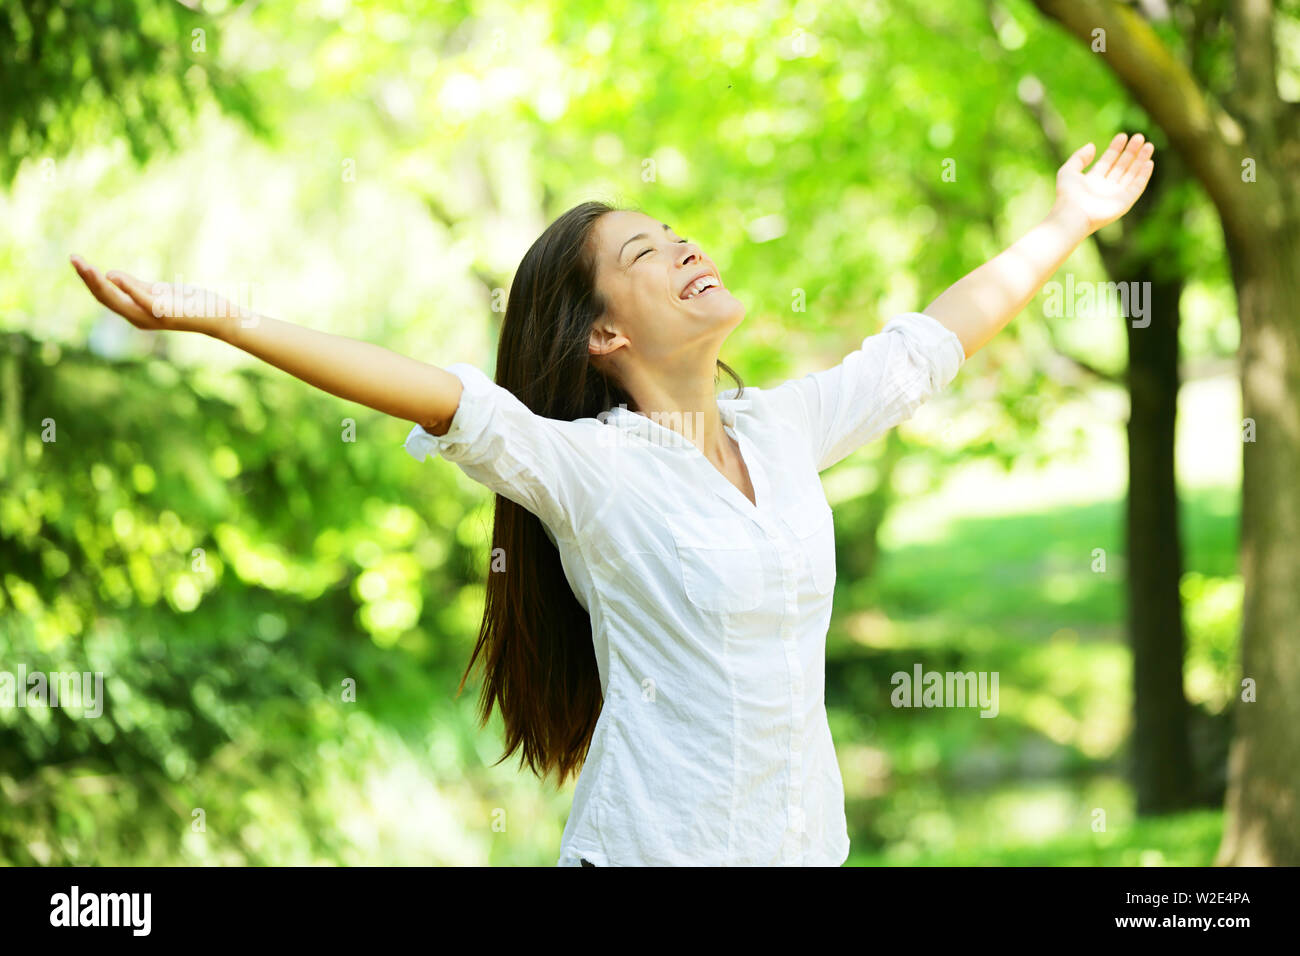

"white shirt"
[403, 311, 965, 865]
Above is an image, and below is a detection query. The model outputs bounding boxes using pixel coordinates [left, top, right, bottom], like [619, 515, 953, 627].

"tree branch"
[1048, 343, 1126, 386]
[1027, 0, 1255, 243]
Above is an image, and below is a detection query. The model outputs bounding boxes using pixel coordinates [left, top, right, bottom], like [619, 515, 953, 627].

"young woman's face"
[588, 210, 744, 370]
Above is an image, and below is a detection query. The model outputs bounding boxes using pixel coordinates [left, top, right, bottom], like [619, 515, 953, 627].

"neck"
[621, 363, 730, 460]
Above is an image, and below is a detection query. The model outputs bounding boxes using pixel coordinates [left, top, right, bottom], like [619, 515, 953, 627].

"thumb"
[1061, 141, 1095, 175]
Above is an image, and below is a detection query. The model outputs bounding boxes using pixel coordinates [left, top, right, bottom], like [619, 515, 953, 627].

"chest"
[587, 424, 838, 617]
[713, 444, 757, 508]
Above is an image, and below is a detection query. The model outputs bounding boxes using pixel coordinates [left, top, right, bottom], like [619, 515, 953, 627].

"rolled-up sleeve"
[761, 312, 965, 473]
[403, 362, 604, 539]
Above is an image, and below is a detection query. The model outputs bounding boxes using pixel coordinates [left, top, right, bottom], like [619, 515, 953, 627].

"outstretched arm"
[922, 131, 1156, 359]
[70, 257, 463, 434]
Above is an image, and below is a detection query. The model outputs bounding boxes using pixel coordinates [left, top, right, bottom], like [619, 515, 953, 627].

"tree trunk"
[1090, 153, 1200, 814]
[1216, 226, 1300, 865]
[1124, 266, 1197, 813]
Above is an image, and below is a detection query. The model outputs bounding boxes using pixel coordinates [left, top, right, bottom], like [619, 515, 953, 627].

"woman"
[71, 133, 1155, 866]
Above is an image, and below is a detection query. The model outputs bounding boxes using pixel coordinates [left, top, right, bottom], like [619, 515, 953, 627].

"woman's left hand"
[1052, 132, 1156, 237]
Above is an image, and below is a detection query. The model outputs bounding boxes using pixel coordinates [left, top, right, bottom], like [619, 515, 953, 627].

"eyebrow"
[619, 223, 672, 262]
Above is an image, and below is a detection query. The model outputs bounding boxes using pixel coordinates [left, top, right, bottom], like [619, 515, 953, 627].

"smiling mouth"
[680, 276, 722, 300]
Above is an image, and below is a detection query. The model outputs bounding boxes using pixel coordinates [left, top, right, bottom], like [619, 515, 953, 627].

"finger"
[1108, 133, 1145, 181]
[1130, 159, 1155, 194]
[1119, 143, 1155, 187]
[1087, 133, 1129, 179]
[72, 259, 153, 324]
[106, 270, 164, 318]
[1061, 141, 1096, 176]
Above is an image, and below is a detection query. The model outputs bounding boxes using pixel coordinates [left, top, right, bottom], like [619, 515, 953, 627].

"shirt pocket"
[663, 512, 763, 614]
[781, 494, 836, 595]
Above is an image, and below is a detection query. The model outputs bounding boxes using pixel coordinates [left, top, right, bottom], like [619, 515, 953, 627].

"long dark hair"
[456, 200, 745, 786]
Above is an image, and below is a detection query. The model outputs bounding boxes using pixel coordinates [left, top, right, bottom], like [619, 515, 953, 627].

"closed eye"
[634, 238, 689, 261]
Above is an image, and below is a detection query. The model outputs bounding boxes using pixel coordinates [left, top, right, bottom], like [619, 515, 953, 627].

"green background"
[0, 0, 1251, 864]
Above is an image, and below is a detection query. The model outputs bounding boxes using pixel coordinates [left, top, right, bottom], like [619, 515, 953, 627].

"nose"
[677, 242, 703, 269]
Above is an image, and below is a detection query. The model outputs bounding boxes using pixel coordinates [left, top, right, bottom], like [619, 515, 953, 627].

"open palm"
[69, 254, 245, 335]
[1055, 132, 1156, 235]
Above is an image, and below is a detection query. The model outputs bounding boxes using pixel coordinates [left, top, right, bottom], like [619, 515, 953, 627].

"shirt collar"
[602, 396, 747, 431]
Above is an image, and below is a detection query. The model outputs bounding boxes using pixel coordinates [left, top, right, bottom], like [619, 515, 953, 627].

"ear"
[589, 324, 629, 358]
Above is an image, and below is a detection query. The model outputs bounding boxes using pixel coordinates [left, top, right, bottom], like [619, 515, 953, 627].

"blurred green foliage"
[0, 333, 543, 863]
[1, 0, 1246, 864]
[0, 0, 264, 183]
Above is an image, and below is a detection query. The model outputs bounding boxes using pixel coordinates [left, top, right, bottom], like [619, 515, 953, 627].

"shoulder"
[448, 362, 609, 432]
[718, 381, 809, 433]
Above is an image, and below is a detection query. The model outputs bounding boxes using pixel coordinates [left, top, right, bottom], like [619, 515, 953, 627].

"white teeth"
[684, 276, 718, 299]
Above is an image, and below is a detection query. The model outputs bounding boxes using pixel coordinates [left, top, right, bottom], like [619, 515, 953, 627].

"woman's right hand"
[69, 254, 249, 337]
